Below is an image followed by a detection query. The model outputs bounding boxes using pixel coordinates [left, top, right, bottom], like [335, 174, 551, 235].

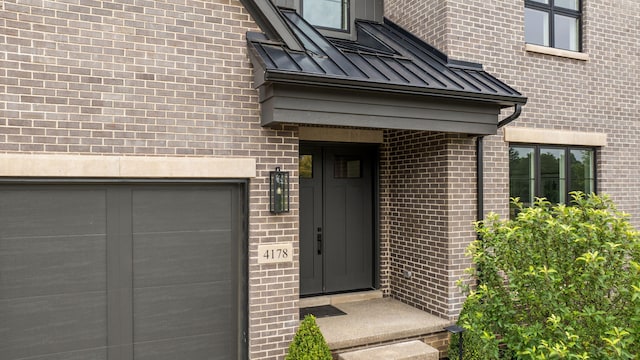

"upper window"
[509, 145, 595, 217]
[302, 0, 349, 31]
[525, 0, 582, 52]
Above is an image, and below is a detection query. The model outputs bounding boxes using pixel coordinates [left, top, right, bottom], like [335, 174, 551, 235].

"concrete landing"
[315, 297, 452, 350]
[338, 340, 439, 360]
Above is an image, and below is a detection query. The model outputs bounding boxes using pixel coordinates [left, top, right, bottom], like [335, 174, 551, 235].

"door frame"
[0, 178, 249, 360]
[299, 141, 381, 295]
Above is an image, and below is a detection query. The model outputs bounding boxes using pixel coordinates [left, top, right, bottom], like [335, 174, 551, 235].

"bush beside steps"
[286, 314, 332, 360]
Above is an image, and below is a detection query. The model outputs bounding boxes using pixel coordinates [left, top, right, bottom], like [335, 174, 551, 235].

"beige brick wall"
[381, 131, 475, 319]
[385, 0, 449, 53]
[384, 0, 640, 324]
[0, 1, 298, 359]
[387, 0, 640, 228]
[424, 331, 451, 359]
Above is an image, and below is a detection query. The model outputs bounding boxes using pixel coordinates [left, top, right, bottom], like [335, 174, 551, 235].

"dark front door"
[300, 143, 375, 296]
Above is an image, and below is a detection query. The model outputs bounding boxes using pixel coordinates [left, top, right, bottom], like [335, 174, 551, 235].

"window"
[525, 0, 581, 51]
[509, 145, 595, 216]
[299, 155, 313, 178]
[334, 156, 361, 178]
[302, 0, 349, 31]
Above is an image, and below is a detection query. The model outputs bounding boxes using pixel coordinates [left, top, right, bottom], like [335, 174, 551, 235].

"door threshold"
[299, 290, 383, 308]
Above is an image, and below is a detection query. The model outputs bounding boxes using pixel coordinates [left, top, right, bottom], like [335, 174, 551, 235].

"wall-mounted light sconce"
[269, 167, 289, 214]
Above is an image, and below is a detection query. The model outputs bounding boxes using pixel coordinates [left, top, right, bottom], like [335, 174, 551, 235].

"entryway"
[299, 143, 377, 296]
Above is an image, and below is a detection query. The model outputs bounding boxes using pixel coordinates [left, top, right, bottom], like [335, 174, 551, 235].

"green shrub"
[286, 314, 332, 360]
[451, 192, 640, 359]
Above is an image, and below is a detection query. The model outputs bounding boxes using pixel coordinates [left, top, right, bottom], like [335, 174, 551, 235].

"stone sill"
[525, 43, 589, 61]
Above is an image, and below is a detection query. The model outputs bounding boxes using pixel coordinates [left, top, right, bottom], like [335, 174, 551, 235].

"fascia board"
[263, 70, 528, 107]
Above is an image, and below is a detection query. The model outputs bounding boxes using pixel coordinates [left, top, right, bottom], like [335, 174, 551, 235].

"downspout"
[476, 135, 485, 223]
[473, 104, 522, 288]
[477, 104, 523, 223]
[497, 104, 522, 129]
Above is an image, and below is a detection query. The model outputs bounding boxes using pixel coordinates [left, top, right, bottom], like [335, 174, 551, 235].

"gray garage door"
[0, 183, 246, 360]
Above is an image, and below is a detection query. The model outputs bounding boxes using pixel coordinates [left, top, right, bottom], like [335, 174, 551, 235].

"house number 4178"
[257, 243, 293, 264]
[264, 248, 288, 260]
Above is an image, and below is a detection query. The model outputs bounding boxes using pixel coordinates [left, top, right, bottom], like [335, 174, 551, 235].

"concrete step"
[316, 298, 450, 351]
[337, 340, 439, 360]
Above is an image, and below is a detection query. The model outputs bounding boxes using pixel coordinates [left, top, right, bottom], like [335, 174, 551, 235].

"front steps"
[307, 295, 452, 359]
[338, 340, 439, 360]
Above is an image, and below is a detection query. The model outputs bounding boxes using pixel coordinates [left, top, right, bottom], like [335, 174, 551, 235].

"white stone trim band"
[0, 154, 256, 178]
[504, 128, 607, 147]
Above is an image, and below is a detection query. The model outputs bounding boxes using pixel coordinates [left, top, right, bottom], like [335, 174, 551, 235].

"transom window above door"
[302, 0, 349, 31]
[525, 0, 582, 51]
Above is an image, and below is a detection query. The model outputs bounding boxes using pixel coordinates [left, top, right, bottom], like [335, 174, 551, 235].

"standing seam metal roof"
[247, 8, 526, 105]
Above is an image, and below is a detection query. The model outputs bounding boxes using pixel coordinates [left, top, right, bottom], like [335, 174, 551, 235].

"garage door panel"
[0, 190, 106, 238]
[0, 292, 107, 360]
[132, 188, 232, 233]
[133, 333, 231, 360]
[0, 235, 106, 300]
[11, 348, 108, 360]
[133, 282, 232, 343]
[133, 231, 231, 288]
[0, 183, 244, 360]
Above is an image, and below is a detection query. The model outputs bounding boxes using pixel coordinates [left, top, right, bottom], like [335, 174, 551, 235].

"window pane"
[554, 14, 580, 51]
[299, 155, 313, 179]
[569, 149, 594, 194]
[525, 8, 550, 46]
[530, 0, 549, 3]
[334, 157, 361, 178]
[555, 0, 579, 10]
[303, 0, 347, 30]
[510, 147, 535, 215]
[540, 148, 566, 204]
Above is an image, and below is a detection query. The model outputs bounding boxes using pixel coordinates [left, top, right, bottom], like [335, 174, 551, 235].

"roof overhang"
[244, 6, 527, 135]
[251, 63, 527, 107]
[258, 82, 503, 135]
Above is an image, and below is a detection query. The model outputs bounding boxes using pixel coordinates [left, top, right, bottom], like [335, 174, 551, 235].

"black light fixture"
[269, 167, 290, 214]
[445, 324, 465, 360]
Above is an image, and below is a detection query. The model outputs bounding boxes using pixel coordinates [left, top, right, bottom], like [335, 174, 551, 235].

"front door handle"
[316, 227, 322, 255]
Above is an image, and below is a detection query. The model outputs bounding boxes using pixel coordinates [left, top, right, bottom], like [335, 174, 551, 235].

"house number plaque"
[257, 243, 293, 264]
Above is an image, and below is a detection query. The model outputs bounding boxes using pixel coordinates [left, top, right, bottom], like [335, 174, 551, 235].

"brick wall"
[446, 0, 640, 227]
[381, 131, 475, 319]
[384, 1, 640, 325]
[385, 0, 449, 53]
[387, 0, 640, 228]
[0, 1, 298, 359]
[445, 134, 478, 315]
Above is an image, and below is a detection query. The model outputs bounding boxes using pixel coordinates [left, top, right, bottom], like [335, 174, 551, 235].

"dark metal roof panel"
[342, 53, 388, 81]
[261, 44, 301, 71]
[287, 51, 325, 74]
[246, 8, 526, 105]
